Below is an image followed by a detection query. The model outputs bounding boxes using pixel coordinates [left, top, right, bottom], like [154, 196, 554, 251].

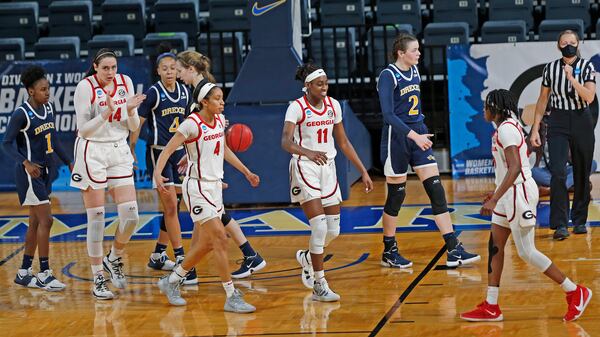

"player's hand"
[480, 198, 497, 217]
[564, 64, 574, 80]
[23, 160, 42, 178]
[245, 172, 260, 187]
[306, 150, 328, 165]
[127, 94, 146, 114]
[224, 119, 230, 128]
[529, 129, 542, 147]
[222, 181, 229, 190]
[362, 171, 373, 193]
[154, 172, 169, 193]
[68, 162, 74, 172]
[101, 94, 115, 120]
[482, 191, 494, 204]
[409, 133, 434, 151]
[177, 156, 188, 175]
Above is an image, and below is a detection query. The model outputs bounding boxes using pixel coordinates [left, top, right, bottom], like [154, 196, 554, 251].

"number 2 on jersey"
[408, 95, 419, 116]
[108, 107, 122, 122]
[317, 128, 329, 143]
[44, 133, 54, 154]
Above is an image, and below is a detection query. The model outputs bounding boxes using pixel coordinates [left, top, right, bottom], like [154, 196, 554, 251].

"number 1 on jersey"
[44, 133, 54, 154]
[317, 128, 329, 143]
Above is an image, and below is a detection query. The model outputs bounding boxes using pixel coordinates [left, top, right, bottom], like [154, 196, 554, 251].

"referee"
[531, 30, 596, 240]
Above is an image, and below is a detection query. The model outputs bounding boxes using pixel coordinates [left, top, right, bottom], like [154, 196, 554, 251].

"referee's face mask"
[560, 44, 578, 58]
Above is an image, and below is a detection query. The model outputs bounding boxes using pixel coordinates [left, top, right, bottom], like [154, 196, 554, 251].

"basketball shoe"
[148, 251, 176, 271]
[381, 241, 412, 268]
[447, 243, 481, 267]
[103, 253, 127, 289]
[564, 285, 592, 322]
[92, 273, 114, 300]
[460, 301, 503, 322]
[158, 275, 186, 306]
[312, 279, 340, 302]
[35, 269, 66, 291]
[231, 253, 266, 279]
[14, 267, 39, 288]
[296, 250, 314, 289]
[224, 289, 256, 313]
[174, 255, 198, 285]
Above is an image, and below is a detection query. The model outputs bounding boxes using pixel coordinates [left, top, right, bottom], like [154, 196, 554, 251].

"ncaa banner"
[448, 41, 600, 178]
[0, 57, 153, 191]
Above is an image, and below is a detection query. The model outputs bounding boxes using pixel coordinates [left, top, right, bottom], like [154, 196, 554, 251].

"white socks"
[109, 247, 124, 261]
[91, 264, 103, 277]
[169, 265, 187, 283]
[561, 278, 577, 293]
[223, 280, 235, 297]
[314, 270, 325, 283]
[486, 286, 499, 305]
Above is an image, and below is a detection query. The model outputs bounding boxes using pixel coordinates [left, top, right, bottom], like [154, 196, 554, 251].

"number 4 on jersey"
[108, 107, 122, 122]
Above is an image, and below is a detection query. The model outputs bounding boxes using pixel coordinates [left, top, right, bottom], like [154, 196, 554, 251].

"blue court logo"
[252, 0, 286, 16]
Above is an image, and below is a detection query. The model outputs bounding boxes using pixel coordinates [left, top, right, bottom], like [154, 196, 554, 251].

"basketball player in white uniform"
[460, 89, 591, 322]
[154, 81, 258, 313]
[282, 64, 373, 302]
[72, 49, 146, 300]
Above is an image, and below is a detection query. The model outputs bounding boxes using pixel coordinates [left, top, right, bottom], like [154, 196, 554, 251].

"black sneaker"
[175, 255, 198, 285]
[553, 227, 570, 240]
[231, 253, 267, 279]
[573, 224, 588, 234]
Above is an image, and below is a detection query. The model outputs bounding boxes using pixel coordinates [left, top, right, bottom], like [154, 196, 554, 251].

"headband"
[156, 52, 176, 64]
[196, 83, 216, 101]
[94, 51, 117, 63]
[305, 69, 326, 83]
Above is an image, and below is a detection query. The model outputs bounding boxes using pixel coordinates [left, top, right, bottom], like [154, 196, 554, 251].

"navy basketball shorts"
[15, 164, 52, 206]
[147, 146, 186, 188]
[380, 122, 437, 177]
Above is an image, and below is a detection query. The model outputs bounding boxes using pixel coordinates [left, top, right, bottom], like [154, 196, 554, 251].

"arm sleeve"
[583, 62, 596, 83]
[177, 118, 199, 140]
[498, 124, 522, 148]
[138, 86, 158, 119]
[377, 70, 411, 136]
[542, 64, 551, 87]
[124, 75, 140, 131]
[332, 98, 343, 124]
[1, 110, 28, 163]
[284, 102, 302, 124]
[74, 80, 108, 138]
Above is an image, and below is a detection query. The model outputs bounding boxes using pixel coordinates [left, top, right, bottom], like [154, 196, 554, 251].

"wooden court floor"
[0, 175, 599, 337]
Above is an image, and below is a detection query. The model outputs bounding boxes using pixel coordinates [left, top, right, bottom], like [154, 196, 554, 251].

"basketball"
[226, 123, 253, 152]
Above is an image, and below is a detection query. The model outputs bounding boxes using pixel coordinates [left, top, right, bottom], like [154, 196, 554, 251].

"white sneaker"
[312, 279, 340, 302]
[296, 250, 314, 289]
[148, 251, 176, 271]
[103, 253, 127, 289]
[93, 274, 114, 300]
[14, 267, 40, 288]
[35, 269, 66, 291]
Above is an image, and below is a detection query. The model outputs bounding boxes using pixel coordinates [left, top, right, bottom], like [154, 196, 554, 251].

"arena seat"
[87, 34, 135, 58]
[154, 0, 199, 44]
[432, 0, 478, 33]
[48, 1, 93, 45]
[423, 22, 469, 74]
[197, 33, 244, 83]
[376, 0, 422, 34]
[34, 36, 81, 59]
[488, 0, 534, 31]
[101, 0, 146, 48]
[539, 19, 584, 41]
[546, 0, 590, 30]
[143, 32, 189, 59]
[0, 38, 25, 62]
[481, 20, 527, 44]
[208, 0, 250, 32]
[310, 27, 357, 79]
[320, 0, 365, 27]
[0, 2, 38, 50]
[367, 24, 413, 74]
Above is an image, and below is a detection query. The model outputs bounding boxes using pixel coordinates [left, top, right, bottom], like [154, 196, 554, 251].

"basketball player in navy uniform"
[130, 50, 197, 283]
[377, 33, 480, 268]
[3, 66, 72, 291]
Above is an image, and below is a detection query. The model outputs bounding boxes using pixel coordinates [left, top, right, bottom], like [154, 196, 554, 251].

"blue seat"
[539, 19, 584, 42]
[481, 20, 527, 43]
[34, 36, 80, 59]
[154, 0, 199, 44]
[0, 38, 25, 62]
[320, 0, 365, 27]
[368, 25, 413, 74]
[13, 0, 49, 17]
[546, 0, 590, 30]
[48, 1, 93, 44]
[376, 0, 421, 34]
[208, 0, 250, 32]
[88, 34, 135, 57]
[197, 33, 244, 83]
[432, 0, 478, 33]
[0, 2, 38, 49]
[423, 22, 469, 74]
[101, 0, 146, 47]
[310, 28, 357, 79]
[143, 32, 189, 58]
[488, 0, 533, 31]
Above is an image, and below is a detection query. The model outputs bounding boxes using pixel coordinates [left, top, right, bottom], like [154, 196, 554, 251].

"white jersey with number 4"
[74, 74, 133, 142]
[285, 96, 342, 161]
[492, 118, 532, 187]
[178, 113, 225, 181]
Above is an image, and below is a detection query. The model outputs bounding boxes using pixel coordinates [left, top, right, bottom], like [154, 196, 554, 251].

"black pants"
[547, 108, 595, 227]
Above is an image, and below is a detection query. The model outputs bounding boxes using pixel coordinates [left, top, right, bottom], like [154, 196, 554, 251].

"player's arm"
[2, 110, 41, 177]
[224, 145, 259, 187]
[75, 80, 111, 138]
[50, 131, 72, 167]
[123, 75, 145, 131]
[567, 62, 596, 103]
[333, 122, 373, 192]
[154, 131, 186, 193]
[281, 121, 327, 165]
[378, 71, 432, 150]
[128, 117, 146, 162]
[531, 65, 552, 147]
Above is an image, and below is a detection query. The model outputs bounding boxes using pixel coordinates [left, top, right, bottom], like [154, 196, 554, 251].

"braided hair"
[485, 89, 518, 122]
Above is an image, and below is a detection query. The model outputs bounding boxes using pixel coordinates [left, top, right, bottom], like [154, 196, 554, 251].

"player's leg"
[380, 126, 412, 268]
[227, 215, 266, 279]
[460, 223, 510, 322]
[103, 183, 138, 289]
[148, 185, 180, 271]
[15, 206, 39, 288]
[414, 164, 480, 267]
[32, 202, 65, 291]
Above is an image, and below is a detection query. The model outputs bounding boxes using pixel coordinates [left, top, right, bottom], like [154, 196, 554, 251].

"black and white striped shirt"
[542, 57, 596, 110]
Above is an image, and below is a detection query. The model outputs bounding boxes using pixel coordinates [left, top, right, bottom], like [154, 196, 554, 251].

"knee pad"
[308, 215, 327, 254]
[86, 207, 105, 258]
[221, 212, 232, 226]
[516, 244, 552, 272]
[384, 183, 406, 216]
[115, 201, 139, 245]
[423, 176, 448, 215]
[324, 214, 340, 247]
[159, 213, 167, 232]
